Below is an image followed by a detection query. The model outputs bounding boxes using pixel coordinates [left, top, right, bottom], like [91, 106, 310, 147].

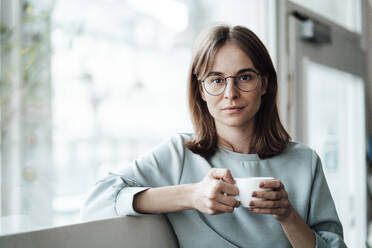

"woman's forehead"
[209, 43, 255, 75]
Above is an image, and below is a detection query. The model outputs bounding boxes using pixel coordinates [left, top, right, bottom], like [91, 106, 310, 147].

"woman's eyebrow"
[206, 71, 224, 77]
[206, 68, 257, 77]
[236, 68, 257, 74]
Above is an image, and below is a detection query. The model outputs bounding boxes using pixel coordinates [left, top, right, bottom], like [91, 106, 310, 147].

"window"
[0, 0, 275, 234]
[291, 0, 362, 33]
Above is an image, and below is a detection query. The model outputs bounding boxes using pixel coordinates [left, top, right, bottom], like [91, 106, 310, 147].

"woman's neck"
[216, 122, 254, 154]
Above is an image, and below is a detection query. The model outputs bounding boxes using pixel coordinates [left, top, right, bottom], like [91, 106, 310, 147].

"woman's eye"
[213, 78, 223, 84]
[239, 74, 252, 81]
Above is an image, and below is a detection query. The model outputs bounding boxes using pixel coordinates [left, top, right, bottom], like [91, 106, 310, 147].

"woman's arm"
[81, 134, 186, 220]
[133, 184, 194, 214]
[133, 168, 239, 215]
[82, 135, 238, 219]
[278, 205, 315, 248]
[249, 180, 315, 248]
[249, 152, 347, 248]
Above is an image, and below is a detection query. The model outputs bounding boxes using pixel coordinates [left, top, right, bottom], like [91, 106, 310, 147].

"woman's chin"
[218, 118, 252, 128]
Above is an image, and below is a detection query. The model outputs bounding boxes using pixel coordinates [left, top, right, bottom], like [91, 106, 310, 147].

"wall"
[366, 0, 372, 241]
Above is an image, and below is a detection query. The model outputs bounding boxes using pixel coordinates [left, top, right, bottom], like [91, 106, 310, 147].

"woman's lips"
[222, 106, 244, 113]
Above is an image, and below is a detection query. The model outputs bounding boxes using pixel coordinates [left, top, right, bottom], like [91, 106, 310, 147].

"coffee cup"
[233, 177, 274, 208]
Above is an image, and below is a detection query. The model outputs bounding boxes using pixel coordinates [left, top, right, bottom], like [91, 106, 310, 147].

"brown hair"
[185, 25, 290, 159]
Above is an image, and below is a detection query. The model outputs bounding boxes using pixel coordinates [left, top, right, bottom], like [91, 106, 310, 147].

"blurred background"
[0, 0, 371, 247]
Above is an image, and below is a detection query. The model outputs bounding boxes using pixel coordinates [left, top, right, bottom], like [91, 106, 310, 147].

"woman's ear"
[261, 76, 268, 96]
[199, 83, 207, 101]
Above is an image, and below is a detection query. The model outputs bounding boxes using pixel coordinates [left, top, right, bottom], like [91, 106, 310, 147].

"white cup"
[233, 177, 275, 208]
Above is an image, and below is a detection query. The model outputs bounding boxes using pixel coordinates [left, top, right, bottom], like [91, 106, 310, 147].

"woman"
[81, 25, 346, 248]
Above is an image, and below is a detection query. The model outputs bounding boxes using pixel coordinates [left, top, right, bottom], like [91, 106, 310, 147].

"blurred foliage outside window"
[0, 0, 273, 234]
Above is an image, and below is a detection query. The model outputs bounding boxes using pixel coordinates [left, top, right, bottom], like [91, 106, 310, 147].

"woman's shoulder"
[280, 141, 319, 160]
[133, 133, 194, 170]
[162, 132, 194, 148]
[173, 132, 194, 142]
[271, 141, 321, 176]
[286, 141, 314, 151]
[142, 132, 194, 157]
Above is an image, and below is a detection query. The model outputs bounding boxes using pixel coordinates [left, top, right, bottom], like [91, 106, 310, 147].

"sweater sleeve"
[308, 152, 347, 248]
[80, 134, 186, 221]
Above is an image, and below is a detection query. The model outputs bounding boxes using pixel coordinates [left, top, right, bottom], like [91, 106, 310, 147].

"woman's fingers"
[204, 200, 235, 215]
[208, 168, 235, 184]
[220, 181, 239, 196]
[216, 193, 240, 207]
[259, 179, 284, 190]
[205, 180, 239, 208]
[249, 204, 293, 221]
[248, 180, 293, 221]
[252, 189, 288, 200]
[207, 180, 238, 198]
[249, 199, 289, 209]
[251, 179, 286, 200]
[248, 207, 288, 216]
[193, 168, 240, 215]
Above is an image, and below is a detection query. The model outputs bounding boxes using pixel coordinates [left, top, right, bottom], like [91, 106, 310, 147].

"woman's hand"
[190, 168, 240, 215]
[249, 179, 293, 221]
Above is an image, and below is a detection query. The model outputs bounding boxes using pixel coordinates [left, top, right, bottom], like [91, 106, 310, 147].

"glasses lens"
[236, 72, 258, 91]
[204, 75, 225, 95]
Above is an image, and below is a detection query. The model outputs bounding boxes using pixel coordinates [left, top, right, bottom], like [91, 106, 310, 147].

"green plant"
[0, 1, 52, 129]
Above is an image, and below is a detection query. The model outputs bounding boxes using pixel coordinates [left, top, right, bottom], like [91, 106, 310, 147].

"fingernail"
[259, 182, 264, 188]
[249, 201, 254, 207]
[252, 192, 257, 197]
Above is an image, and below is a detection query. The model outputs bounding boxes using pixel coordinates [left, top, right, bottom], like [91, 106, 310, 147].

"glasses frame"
[200, 69, 262, 96]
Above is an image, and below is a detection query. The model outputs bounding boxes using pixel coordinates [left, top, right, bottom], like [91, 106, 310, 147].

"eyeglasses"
[201, 69, 261, 96]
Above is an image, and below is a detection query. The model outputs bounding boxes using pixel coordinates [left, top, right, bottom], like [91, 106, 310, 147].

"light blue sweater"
[81, 133, 346, 248]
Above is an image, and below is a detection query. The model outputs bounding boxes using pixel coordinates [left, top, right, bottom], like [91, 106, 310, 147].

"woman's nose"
[224, 78, 239, 100]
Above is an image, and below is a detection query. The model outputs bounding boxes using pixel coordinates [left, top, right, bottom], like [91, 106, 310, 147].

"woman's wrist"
[277, 205, 316, 247]
[277, 204, 296, 224]
[185, 183, 197, 210]
[133, 184, 197, 214]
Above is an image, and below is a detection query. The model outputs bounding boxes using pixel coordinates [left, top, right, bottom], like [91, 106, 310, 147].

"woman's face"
[199, 42, 266, 131]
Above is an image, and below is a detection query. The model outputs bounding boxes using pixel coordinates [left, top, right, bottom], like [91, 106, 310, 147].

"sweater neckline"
[217, 146, 260, 161]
